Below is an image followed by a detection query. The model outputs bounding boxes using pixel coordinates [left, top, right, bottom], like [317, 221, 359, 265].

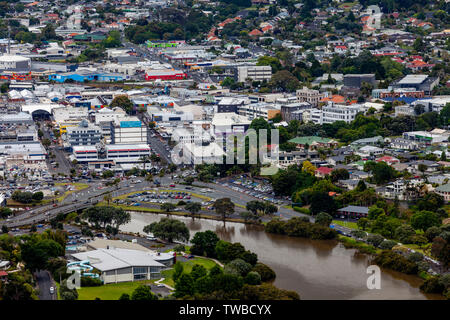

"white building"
[105, 144, 151, 164]
[110, 117, 147, 145]
[70, 248, 172, 284]
[311, 102, 362, 125]
[237, 65, 272, 83]
[181, 143, 225, 165]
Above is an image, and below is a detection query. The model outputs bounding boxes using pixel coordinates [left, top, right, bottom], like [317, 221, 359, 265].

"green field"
[332, 220, 358, 229]
[77, 280, 153, 300]
[161, 257, 219, 287]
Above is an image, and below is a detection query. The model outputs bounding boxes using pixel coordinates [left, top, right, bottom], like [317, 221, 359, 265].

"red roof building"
[376, 156, 400, 165]
[315, 167, 334, 178]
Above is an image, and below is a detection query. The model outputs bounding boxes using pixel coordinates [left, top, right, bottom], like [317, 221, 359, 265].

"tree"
[143, 218, 189, 243]
[191, 264, 207, 281]
[357, 218, 369, 231]
[190, 230, 220, 257]
[302, 161, 316, 175]
[185, 202, 201, 220]
[131, 285, 157, 300]
[161, 202, 176, 216]
[410, 211, 441, 231]
[224, 258, 252, 277]
[213, 198, 235, 224]
[263, 202, 277, 216]
[309, 192, 336, 215]
[42, 138, 51, 148]
[20, 238, 64, 271]
[0, 207, 12, 219]
[119, 293, 130, 300]
[367, 234, 385, 247]
[246, 201, 265, 215]
[172, 261, 184, 283]
[175, 273, 194, 297]
[394, 225, 416, 244]
[245, 271, 261, 285]
[103, 193, 112, 205]
[269, 70, 300, 92]
[256, 55, 281, 73]
[110, 95, 134, 115]
[251, 263, 276, 282]
[315, 212, 332, 227]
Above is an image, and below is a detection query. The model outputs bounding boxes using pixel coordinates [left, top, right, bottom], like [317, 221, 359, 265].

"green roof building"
[288, 136, 338, 149]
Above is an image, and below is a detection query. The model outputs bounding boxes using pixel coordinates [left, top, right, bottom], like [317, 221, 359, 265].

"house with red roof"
[315, 167, 334, 178]
[249, 29, 263, 37]
[335, 45, 347, 53]
[376, 156, 400, 166]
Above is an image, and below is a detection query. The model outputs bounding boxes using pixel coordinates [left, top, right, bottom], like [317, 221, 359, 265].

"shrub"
[373, 250, 418, 274]
[81, 276, 103, 287]
[245, 271, 261, 285]
[224, 259, 252, 277]
[251, 263, 276, 282]
[367, 234, 385, 247]
[379, 240, 397, 250]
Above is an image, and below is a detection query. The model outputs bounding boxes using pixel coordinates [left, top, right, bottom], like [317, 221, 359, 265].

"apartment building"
[236, 65, 272, 83]
[237, 103, 280, 120]
[296, 87, 324, 107]
[311, 103, 362, 125]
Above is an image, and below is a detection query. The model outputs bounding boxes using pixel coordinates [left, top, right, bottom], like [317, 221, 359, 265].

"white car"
[49, 287, 55, 294]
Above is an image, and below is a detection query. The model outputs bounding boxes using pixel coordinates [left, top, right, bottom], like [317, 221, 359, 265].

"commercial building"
[391, 74, 439, 96]
[236, 65, 272, 83]
[403, 130, 450, 144]
[110, 117, 147, 144]
[343, 74, 376, 88]
[70, 247, 172, 284]
[217, 97, 249, 113]
[66, 120, 102, 147]
[0, 54, 31, 72]
[105, 144, 151, 164]
[280, 102, 311, 122]
[72, 146, 99, 163]
[144, 69, 187, 81]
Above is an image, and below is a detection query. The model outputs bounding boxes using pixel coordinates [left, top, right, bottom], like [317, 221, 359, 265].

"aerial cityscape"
[0, 0, 449, 304]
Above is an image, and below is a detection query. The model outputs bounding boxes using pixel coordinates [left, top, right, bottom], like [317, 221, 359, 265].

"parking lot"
[219, 175, 286, 205]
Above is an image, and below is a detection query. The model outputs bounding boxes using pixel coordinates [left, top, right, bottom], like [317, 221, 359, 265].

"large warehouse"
[0, 54, 31, 73]
[70, 246, 174, 284]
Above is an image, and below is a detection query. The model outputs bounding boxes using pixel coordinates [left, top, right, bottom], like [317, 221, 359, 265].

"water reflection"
[121, 212, 441, 300]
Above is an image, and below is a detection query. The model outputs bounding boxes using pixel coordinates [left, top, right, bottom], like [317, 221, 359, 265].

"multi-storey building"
[110, 117, 147, 144]
[66, 120, 102, 146]
[296, 87, 324, 107]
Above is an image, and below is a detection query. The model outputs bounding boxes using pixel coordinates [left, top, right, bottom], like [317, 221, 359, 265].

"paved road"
[35, 270, 57, 300]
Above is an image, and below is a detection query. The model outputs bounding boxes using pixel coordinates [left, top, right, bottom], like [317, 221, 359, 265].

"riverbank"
[121, 211, 440, 299]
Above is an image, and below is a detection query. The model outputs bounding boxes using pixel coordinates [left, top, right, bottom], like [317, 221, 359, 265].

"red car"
[53, 203, 58, 207]
[169, 184, 175, 187]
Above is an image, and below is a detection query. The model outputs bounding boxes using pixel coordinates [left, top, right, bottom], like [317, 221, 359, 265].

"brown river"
[121, 212, 443, 300]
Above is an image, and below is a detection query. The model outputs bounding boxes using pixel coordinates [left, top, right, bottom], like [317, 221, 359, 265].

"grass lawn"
[332, 220, 358, 229]
[161, 257, 219, 288]
[77, 280, 153, 300]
